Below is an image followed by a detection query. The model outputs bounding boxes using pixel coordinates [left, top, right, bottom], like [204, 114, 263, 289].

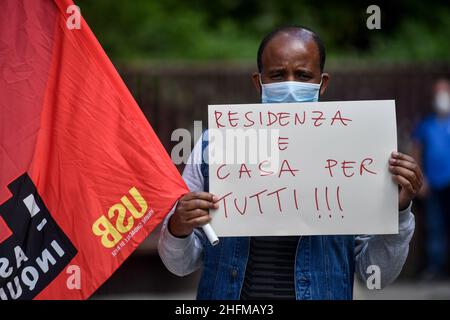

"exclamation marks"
[314, 186, 344, 219]
[314, 187, 321, 218]
[293, 189, 299, 211]
[325, 186, 331, 218]
[23, 194, 47, 231]
[337, 186, 344, 218]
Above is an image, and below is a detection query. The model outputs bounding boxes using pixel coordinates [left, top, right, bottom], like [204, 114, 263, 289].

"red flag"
[0, 0, 188, 299]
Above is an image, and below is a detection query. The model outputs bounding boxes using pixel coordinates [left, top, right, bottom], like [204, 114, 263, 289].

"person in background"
[412, 78, 450, 280]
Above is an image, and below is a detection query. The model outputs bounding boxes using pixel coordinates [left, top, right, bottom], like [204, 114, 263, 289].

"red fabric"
[0, 0, 188, 299]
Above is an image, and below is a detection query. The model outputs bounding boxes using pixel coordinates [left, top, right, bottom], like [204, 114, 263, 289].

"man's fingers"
[181, 192, 218, 202]
[389, 158, 424, 181]
[171, 192, 218, 237]
[187, 215, 212, 229]
[390, 151, 424, 195]
[389, 154, 422, 176]
[181, 199, 218, 211]
[184, 208, 210, 220]
[389, 165, 420, 191]
[392, 174, 415, 195]
[391, 151, 415, 163]
[389, 158, 417, 171]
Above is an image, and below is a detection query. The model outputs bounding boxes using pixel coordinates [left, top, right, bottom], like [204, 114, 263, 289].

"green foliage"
[75, 0, 450, 63]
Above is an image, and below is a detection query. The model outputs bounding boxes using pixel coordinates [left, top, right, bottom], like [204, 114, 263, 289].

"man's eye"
[271, 74, 283, 80]
[297, 73, 312, 81]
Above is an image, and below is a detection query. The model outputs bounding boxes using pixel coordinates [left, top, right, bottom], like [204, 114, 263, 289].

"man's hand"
[389, 151, 424, 211]
[169, 192, 219, 238]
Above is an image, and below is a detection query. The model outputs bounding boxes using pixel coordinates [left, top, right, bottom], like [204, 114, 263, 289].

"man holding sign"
[158, 26, 422, 299]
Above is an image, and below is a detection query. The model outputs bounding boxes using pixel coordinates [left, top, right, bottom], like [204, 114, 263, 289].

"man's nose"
[286, 72, 296, 82]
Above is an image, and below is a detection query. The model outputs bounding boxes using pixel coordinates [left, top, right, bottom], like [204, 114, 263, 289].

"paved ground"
[354, 279, 450, 300]
[92, 251, 450, 300]
[92, 253, 199, 300]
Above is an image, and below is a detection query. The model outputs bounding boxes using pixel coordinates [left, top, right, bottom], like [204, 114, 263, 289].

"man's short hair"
[257, 25, 326, 73]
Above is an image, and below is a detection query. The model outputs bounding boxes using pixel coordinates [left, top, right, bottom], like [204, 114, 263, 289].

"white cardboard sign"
[207, 100, 398, 236]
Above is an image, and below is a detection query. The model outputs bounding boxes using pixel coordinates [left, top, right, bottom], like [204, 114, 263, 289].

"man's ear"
[252, 72, 262, 95]
[319, 73, 330, 96]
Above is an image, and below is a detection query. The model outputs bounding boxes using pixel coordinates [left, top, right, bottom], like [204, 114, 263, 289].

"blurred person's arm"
[355, 203, 415, 288]
[158, 138, 207, 277]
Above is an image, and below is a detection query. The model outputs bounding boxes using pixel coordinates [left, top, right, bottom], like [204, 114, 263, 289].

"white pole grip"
[202, 223, 219, 246]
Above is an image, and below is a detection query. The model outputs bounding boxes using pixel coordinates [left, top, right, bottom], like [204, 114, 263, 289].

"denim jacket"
[197, 137, 355, 300]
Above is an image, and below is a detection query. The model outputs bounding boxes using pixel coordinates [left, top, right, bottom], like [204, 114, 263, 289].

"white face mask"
[434, 91, 450, 115]
[259, 74, 322, 103]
